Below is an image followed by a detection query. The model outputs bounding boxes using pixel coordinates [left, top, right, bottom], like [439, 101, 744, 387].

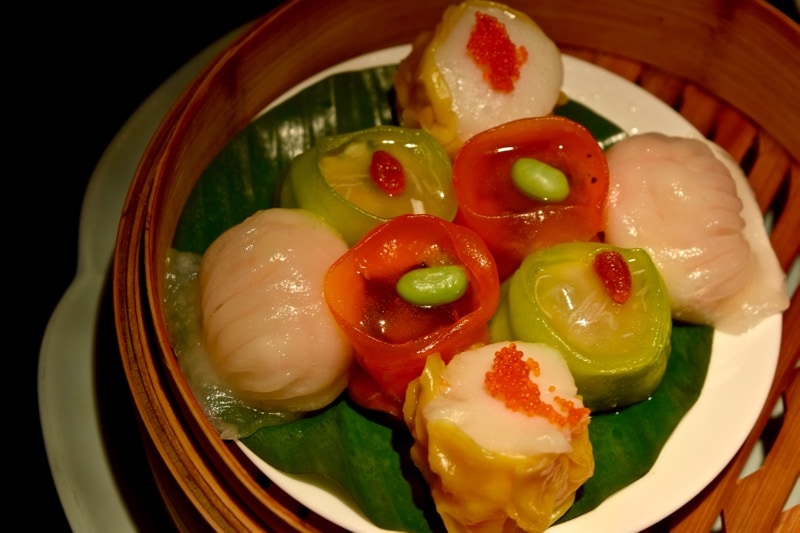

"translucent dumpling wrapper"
[404, 341, 594, 532]
[280, 125, 456, 246]
[324, 213, 500, 418]
[489, 242, 673, 412]
[603, 132, 790, 334]
[196, 208, 353, 420]
[394, 0, 564, 156]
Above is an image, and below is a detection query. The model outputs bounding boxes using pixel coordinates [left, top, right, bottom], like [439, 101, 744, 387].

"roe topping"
[369, 150, 406, 195]
[593, 250, 632, 304]
[485, 343, 589, 428]
[466, 11, 528, 93]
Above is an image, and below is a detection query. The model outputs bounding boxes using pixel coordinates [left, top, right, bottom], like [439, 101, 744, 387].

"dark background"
[26, 3, 282, 530]
[25, 1, 797, 531]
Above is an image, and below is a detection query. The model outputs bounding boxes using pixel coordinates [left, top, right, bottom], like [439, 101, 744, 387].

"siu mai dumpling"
[603, 132, 789, 334]
[404, 341, 593, 533]
[394, 0, 564, 156]
[199, 208, 353, 413]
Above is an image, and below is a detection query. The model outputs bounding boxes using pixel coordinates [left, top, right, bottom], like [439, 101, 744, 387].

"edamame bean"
[396, 265, 468, 307]
[511, 157, 570, 202]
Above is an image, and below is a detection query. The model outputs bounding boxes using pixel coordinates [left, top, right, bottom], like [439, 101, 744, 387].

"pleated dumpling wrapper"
[198, 208, 353, 416]
[394, 0, 564, 156]
[603, 132, 790, 334]
[404, 341, 594, 533]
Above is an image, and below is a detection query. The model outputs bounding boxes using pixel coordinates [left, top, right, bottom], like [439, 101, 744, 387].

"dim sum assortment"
[162, 1, 790, 530]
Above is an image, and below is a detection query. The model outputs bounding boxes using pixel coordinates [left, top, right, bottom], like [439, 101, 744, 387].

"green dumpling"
[279, 125, 455, 246]
[489, 242, 672, 412]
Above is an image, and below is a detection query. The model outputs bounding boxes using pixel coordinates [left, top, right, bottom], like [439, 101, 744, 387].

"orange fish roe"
[485, 343, 589, 428]
[466, 12, 528, 93]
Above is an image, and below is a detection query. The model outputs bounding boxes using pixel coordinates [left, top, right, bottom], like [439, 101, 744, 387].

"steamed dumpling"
[603, 132, 789, 334]
[199, 208, 353, 413]
[394, 0, 564, 156]
[404, 341, 593, 532]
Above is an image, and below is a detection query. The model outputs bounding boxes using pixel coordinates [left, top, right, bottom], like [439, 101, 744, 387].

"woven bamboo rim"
[113, 0, 800, 531]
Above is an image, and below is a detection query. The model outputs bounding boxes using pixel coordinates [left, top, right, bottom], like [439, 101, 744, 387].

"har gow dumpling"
[199, 208, 353, 413]
[603, 132, 789, 334]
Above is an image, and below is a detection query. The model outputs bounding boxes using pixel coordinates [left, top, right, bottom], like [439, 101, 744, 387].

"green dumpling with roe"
[279, 125, 455, 246]
[490, 242, 672, 412]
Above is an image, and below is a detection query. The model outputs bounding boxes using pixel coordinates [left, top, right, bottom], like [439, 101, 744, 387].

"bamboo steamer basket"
[113, 0, 800, 531]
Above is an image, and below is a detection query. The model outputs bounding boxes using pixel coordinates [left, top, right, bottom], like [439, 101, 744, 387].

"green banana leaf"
[172, 65, 714, 532]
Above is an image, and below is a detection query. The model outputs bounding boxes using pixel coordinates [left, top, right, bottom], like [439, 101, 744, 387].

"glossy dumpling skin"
[394, 0, 563, 156]
[404, 341, 593, 532]
[489, 242, 672, 412]
[603, 132, 789, 334]
[199, 208, 353, 413]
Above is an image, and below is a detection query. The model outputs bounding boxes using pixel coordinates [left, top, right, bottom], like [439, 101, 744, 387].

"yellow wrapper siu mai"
[404, 341, 593, 533]
[394, 0, 564, 156]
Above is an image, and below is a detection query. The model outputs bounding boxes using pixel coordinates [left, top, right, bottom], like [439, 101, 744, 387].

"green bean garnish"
[396, 265, 468, 307]
[511, 157, 570, 202]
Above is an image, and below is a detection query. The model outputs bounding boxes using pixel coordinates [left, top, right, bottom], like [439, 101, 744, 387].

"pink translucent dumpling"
[603, 132, 789, 334]
[199, 208, 353, 412]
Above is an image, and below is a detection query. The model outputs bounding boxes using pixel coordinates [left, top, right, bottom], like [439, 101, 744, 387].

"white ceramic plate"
[235, 45, 785, 533]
